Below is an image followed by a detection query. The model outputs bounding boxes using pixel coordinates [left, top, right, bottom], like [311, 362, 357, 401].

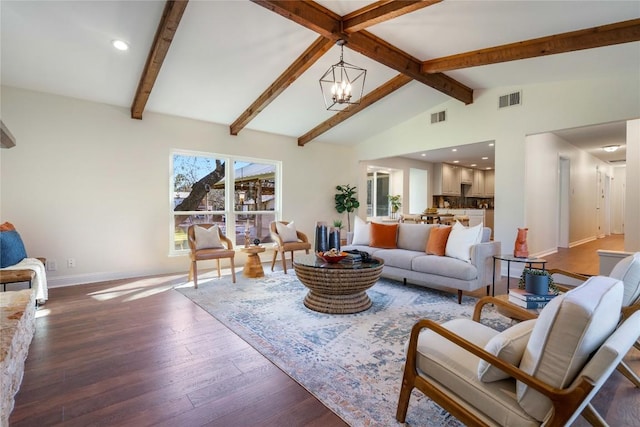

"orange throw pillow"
[426, 226, 452, 256]
[370, 222, 398, 248]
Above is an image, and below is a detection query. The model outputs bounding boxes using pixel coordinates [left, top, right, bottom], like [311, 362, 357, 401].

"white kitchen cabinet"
[433, 163, 461, 196]
[460, 167, 473, 184]
[484, 170, 495, 196]
[470, 169, 485, 196]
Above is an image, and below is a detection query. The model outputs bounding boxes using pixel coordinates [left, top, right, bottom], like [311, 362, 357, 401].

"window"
[170, 150, 280, 254]
[367, 170, 390, 217]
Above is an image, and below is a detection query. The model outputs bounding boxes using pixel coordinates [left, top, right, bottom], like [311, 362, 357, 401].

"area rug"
[176, 271, 510, 426]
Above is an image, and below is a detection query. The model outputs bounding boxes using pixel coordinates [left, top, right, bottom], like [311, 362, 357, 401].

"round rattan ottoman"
[293, 254, 383, 314]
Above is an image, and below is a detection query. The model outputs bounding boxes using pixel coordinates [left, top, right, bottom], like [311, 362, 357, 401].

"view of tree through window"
[171, 151, 279, 253]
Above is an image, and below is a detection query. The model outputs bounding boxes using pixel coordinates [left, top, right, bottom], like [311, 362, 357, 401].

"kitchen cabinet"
[470, 169, 485, 196]
[484, 170, 495, 196]
[460, 167, 473, 184]
[433, 163, 461, 196]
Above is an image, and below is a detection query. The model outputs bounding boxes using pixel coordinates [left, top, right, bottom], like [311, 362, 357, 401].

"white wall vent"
[431, 110, 446, 124]
[498, 91, 522, 109]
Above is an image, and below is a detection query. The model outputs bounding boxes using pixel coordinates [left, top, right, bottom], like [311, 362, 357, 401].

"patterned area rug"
[176, 271, 510, 426]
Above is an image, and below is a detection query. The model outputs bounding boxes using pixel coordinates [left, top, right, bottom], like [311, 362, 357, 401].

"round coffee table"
[293, 254, 383, 314]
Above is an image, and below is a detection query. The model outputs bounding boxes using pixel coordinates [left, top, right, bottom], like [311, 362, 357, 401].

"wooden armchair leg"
[271, 250, 278, 272]
[457, 290, 463, 304]
[617, 360, 640, 388]
[230, 258, 236, 283]
[192, 261, 198, 289]
[216, 259, 221, 278]
[281, 250, 288, 274]
[581, 403, 608, 427]
[188, 262, 194, 281]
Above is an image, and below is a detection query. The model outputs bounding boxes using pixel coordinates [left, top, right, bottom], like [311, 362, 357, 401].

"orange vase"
[514, 228, 529, 258]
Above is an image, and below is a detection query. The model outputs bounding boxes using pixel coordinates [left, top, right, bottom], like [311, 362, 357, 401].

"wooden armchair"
[269, 221, 310, 274]
[187, 224, 236, 288]
[397, 276, 639, 427]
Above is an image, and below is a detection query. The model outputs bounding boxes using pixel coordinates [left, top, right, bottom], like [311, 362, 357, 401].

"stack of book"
[508, 288, 558, 309]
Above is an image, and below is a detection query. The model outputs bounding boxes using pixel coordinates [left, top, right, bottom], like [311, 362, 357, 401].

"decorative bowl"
[317, 252, 348, 264]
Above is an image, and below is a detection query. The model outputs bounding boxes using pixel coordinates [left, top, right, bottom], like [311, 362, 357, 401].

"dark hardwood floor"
[9, 235, 639, 426]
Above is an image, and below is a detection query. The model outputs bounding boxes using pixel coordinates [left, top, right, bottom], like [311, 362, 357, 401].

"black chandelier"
[319, 39, 367, 111]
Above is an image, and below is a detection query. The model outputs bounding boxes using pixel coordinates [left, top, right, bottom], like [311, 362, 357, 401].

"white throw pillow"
[194, 225, 224, 250]
[445, 221, 483, 262]
[478, 319, 536, 382]
[352, 216, 371, 246]
[276, 221, 299, 243]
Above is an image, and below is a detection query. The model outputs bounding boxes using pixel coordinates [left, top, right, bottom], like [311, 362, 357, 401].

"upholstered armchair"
[187, 224, 236, 288]
[269, 221, 311, 274]
[396, 275, 640, 427]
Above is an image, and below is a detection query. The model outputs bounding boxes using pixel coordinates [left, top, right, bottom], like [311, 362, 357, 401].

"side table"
[492, 254, 547, 296]
[241, 246, 266, 278]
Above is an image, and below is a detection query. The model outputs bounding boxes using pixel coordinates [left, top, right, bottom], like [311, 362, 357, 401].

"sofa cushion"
[412, 255, 478, 281]
[397, 223, 436, 252]
[352, 216, 371, 246]
[426, 226, 452, 256]
[0, 229, 28, 268]
[478, 319, 536, 382]
[517, 276, 623, 421]
[445, 221, 483, 263]
[372, 249, 422, 270]
[370, 222, 398, 249]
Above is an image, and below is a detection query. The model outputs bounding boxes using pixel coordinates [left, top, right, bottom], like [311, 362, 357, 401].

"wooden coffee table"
[241, 246, 266, 278]
[293, 254, 383, 314]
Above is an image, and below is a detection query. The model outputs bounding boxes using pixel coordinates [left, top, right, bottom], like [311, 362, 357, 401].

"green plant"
[335, 184, 360, 233]
[388, 194, 402, 213]
[518, 268, 559, 294]
[332, 219, 343, 230]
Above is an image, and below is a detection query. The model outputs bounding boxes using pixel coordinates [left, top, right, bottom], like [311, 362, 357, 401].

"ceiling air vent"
[498, 91, 522, 109]
[431, 110, 446, 124]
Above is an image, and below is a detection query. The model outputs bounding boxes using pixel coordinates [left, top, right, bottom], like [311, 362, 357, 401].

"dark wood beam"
[342, 0, 442, 33]
[422, 18, 640, 73]
[131, 0, 189, 120]
[298, 74, 412, 146]
[251, 0, 473, 104]
[230, 36, 333, 136]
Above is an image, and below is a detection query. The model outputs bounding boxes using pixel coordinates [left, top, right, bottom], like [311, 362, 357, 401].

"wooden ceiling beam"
[298, 74, 412, 146]
[422, 18, 640, 73]
[251, 0, 473, 104]
[131, 0, 189, 120]
[342, 0, 442, 33]
[230, 36, 333, 135]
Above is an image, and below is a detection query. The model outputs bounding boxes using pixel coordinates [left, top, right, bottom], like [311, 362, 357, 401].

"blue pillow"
[0, 230, 28, 268]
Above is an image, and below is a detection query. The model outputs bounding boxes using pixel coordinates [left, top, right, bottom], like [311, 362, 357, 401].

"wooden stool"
[0, 269, 35, 292]
[242, 246, 266, 278]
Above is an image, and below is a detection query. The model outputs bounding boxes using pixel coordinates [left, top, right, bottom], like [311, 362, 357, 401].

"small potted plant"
[388, 195, 402, 219]
[518, 268, 558, 295]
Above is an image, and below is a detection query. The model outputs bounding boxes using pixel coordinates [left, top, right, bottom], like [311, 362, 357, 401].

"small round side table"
[241, 246, 266, 278]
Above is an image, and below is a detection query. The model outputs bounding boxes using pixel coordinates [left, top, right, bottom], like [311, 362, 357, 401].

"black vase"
[315, 222, 329, 253]
[328, 228, 341, 251]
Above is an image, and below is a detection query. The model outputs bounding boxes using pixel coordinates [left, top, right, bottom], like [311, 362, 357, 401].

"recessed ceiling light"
[452, 148, 457, 152]
[489, 143, 495, 147]
[453, 160, 459, 163]
[112, 40, 129, 51]
[470, 164, 477, 167]
[421, 153, 426, 157]
[602, 145, 620, 152]
[485, 167, 492, 170]
[482, 157, 488, 160]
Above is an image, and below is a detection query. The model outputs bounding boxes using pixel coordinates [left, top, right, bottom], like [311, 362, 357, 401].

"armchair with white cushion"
[269, 221, 311, 274]
[396, 275, 640, 426]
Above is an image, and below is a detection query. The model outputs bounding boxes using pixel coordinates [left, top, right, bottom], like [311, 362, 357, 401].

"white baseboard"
[47, 267, 187, 288]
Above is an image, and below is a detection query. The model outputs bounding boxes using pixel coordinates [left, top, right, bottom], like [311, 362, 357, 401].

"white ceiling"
[1, 1, 638, 161]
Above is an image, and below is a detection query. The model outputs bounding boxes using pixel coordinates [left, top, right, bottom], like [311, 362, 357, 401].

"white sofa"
[343, 222, 501, 303]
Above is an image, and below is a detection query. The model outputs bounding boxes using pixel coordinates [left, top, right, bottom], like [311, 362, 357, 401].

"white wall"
[524, 132, 614, 257]
[625, 119, 640, 251]
[0, 87, 357, 286]
[612, 167, 626, 234]
[354, 74, 640, 254]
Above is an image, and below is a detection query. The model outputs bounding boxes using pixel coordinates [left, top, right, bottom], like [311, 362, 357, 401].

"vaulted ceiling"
[2, 1, 639, 151]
